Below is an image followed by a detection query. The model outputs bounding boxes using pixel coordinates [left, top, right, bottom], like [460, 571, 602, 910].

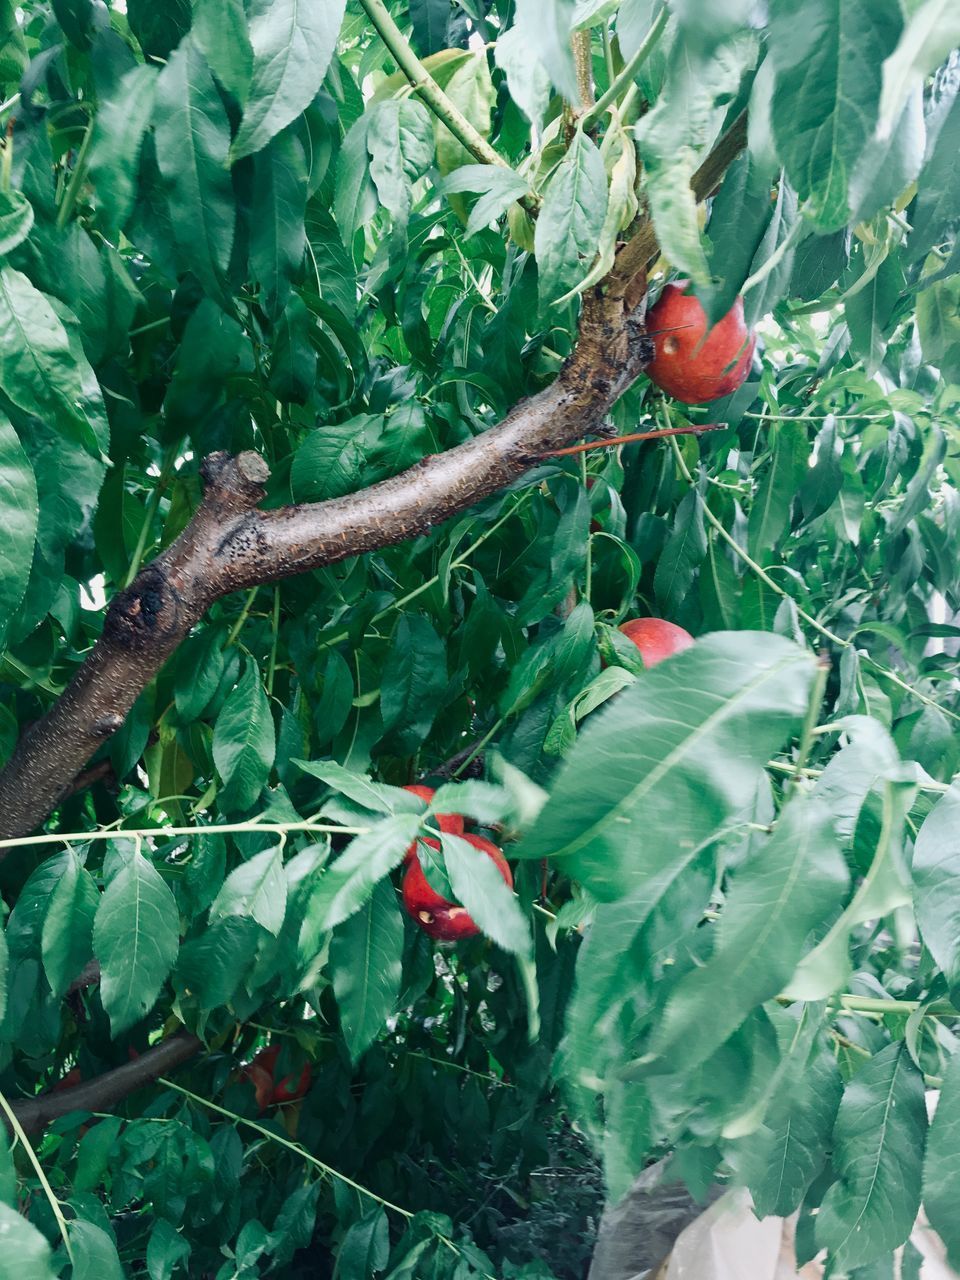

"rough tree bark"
[0, 115, 747, 848]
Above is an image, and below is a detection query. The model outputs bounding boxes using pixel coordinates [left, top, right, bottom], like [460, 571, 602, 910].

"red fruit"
[619, 617, 694, 667]
[403, 784, 465, 863]
[645, 283, 755, 404]
[402, 834, 513, 941]
[245, 1045, 311, 1110]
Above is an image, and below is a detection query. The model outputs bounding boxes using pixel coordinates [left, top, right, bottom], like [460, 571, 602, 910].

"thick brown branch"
[0, 293, 649, 843]
[7, 1029, 202, 1136]
[0, 115, 749, 846]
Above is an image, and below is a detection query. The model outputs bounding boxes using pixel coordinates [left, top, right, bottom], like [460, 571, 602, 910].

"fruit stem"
[544, 422, 725, 457]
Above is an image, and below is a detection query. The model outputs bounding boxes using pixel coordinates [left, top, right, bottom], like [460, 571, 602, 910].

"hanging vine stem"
[664, 424, 960, 726]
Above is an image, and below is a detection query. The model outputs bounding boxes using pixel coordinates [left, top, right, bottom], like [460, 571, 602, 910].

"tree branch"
[0, 112, 749, 847]
[7, 1029, 202, 1136]
[0, 292, 649, 843]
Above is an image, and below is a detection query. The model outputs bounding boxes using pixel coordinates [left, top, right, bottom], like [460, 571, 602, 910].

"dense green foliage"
[0, 0, 960, 1276]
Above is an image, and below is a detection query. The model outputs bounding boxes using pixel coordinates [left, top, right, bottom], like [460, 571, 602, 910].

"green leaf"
[924, 1046, 960, 1270]
[380, 615, 447, 753]
[917, 266, 960, 385]
[816, 1043, 926, 1270]
[0, 411, 36, 650]
[70, 1220, 124, 1280]
[175, 916, 261, 1009]
[703, 150, 776, 325]
[877, 0, 960, 139]
[154, 37, 236, 296]
[748, 419, 808, 559]
[742, 178, 800, 329]
[0, 267, 102, 455]
[212, 659, 276, 812]
[293, 758, 420, 815]
[210, 845, 286, 937]
[231, 0, 348, 161]
[191, 0, 253, 104]
[654, 489, 707, 615]
[0, 1202, 56, 1280]
[88, 63, 159, 232]
[336, 1210, 389, 1280]
[0, 189, 32, 256]
[845, 250, 905, 377]
[250, 131, 308, 318]
[331, 878, 402, 1062]
[636, 34, 756, 285]
[513, 0, 578, 102]
[409, 0, 449, 56]
[517, 632, 816, 900]
[0, 929, 7, 1025]
[648, 798, 848, 1069]
[93, 848, 180, 1036]
[40, 847, 98, 998]
[494, 26, 552, 130]
[333, 114, 377, 248]
[741, 1031, 843, 1217]
[290, 417, 376, 502]
[367, 98, 434, 223]
[768, 0, 903, 230]
[145, 1217, 192, 1280]
[442, 165, 531, 238]
[534, 129, 607, 309]
[298, 813, 420, 940]
[784, 769, 915, 999]
[800, 416, 843, 521]
[442, 832, 531, 956]
[913, 780, 960, 985]
[435, 51, 495, 176]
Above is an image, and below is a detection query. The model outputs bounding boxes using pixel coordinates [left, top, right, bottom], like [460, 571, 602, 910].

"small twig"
[543, 422, 725, 457]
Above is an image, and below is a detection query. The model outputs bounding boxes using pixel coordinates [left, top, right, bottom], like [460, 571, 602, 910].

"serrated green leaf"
[154, 37, 236, 296]
[816, 1042, 926, 1270]
[210, 845, 286, 937]
[212, 659, 275, 812]
[331, 878, 402, 1061]
[441, 832, 531, 956]
[231, 0, 347, 161]
[40, 847, 98, 998]
[298, 814, 420, 943]
[648, 797, 848, 1069]
[518, 632, 816, 900]
[924, 1046, 960, 1270]
[534, 129, 607, 309]
[913, 780, 960, 985]
[70, 1220, 124, 1280]
[93, 849, 180, 1036]
[768, 0, 902, 230]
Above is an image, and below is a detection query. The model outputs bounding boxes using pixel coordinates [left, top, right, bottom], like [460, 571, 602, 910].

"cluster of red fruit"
[401, 616, 694, 940]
